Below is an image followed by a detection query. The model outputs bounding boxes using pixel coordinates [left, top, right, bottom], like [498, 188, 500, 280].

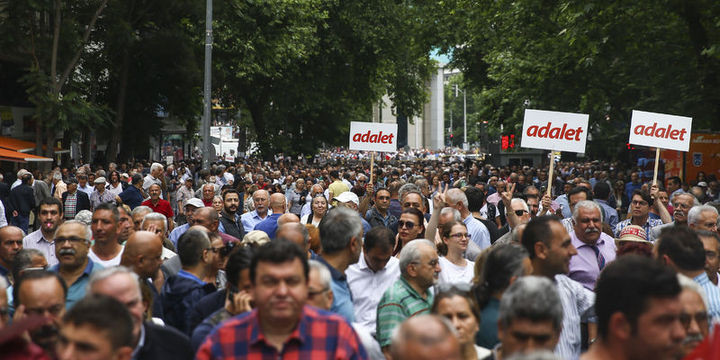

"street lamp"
[201, 0, 213, 169]
[454, 84, 468, 151]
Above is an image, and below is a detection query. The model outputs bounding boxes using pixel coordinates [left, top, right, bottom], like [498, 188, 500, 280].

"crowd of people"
[0, 153, 718, 359]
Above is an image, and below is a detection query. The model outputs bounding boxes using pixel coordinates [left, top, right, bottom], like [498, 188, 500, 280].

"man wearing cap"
[62, 179, 90, 220]
[169, 198, 204, 248]
[89, 176, 116, 210]
[176, 178, 196, 220]
[334, 191, 372, 234]
[568, 200, 617, 290]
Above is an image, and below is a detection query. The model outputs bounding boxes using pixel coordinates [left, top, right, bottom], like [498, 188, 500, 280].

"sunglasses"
[514, 209, 529, 216]
[398, 220, 416, 229]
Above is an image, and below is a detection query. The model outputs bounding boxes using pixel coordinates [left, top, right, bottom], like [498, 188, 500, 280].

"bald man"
[0, 225, 23, 284]
[276, 223, 312, 259]
[120, 231, 165, 318]
[254, 193, 287, 239]
[391, 315, 461, 360]
[277, 213, 300, 227]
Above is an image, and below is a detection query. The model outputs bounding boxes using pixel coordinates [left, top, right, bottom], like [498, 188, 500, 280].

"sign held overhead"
[629, 110, 692, 152]
[521, 109, 589, 153]
[349, 121, 398, 152]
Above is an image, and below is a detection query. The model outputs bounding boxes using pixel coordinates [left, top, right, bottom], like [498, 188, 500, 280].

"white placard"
[349, 122, 398, 152]
[628, 110, 692, 152]
[521, 109, 589, 153]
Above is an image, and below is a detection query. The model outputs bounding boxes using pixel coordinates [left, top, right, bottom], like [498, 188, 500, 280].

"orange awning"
[0, 136, 67, 153]
[0, 148, 53, 163]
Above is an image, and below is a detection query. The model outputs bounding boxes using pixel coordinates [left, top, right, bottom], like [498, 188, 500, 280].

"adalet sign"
[629, 110, 692, 152]
[349, 121, 398, 152]
[521, 109, 589, 153]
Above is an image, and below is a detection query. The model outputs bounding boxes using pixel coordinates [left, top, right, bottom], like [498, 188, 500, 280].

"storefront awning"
[0, 148, 53, 163]
[0, 136, 69, 153]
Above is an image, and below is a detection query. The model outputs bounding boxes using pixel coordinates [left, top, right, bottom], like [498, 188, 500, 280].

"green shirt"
[376, 276, 434, 347]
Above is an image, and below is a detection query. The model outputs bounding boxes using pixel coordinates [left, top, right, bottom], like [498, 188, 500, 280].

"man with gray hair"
[688, 204, 719, 232]
[51, 171, 67, 200]
[676, 274, 709, 358]
[143, 162, 164, 198]
[376, 239, 440, 356]
[496, 276, 564, 359]
[568, 200, 616, 290]
[88, 266, 192, 359]
[649, 192, 699, 242]
[50, 220, 104, 308]
[316, 207, 363, 322]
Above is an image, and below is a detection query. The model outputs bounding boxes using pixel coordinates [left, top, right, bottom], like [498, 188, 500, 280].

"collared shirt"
[50, 260, 104, 309]
[568, 231, 616, 290]
[119, 186, 144, 210]
[64, 192, 78, 219]
[614, 217, 664, 240]
[554, 274, 595, 360]
[23, 229, 59, 267]
[376, 277, 434, 348]
[346, 253, 400, 336]
[141, 199, 174, 219]
[316, 255, 355, 323]
[464, 214, 491, 250]
[90, 189, 116, 210]
[78, 184, 94, 197]
[240, 210, 270, 232]
[143, 174, 163, 198]
[254, 213, 282, 239]
[694, 272, 720, 322]
[169, 223, 190, 248]
[131, 322, 147, 359]
[595, 199, 619, 230]
[175, 186, 195, 208]
[196, 306, 367, 360]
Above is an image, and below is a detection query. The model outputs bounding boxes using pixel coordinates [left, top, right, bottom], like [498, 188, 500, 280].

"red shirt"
[141, 199, 174, 219]
[197, 306, 367, 360]
[202, 199, 213, 207]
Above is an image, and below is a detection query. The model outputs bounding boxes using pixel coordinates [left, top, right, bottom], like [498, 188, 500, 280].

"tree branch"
[55, 0, 109, 95]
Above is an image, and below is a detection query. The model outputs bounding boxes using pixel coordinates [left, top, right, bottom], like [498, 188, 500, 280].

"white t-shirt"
[437, 256, 475, 286]
[89, 246, 124, 267]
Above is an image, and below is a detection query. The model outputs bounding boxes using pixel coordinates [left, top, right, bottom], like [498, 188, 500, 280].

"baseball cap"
[334, 191, 359, 206]
[184, 198, 204, 208]
[94, 177, 106, 184]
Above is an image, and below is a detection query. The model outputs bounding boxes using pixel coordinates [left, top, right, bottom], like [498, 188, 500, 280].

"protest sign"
[629, 110, 693, 184]
[349, 121, 398, 184]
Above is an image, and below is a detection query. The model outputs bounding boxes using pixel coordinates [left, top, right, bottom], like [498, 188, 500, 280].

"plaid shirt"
[376, 277, 434, 348]
[196, 305, 367, 360]
[64, 193, 78, 219]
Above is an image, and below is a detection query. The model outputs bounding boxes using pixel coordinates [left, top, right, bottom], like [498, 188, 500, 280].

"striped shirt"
[554, 274, 595, 360]
[694, 272, 720, 322]
[376, 277, 434, 348]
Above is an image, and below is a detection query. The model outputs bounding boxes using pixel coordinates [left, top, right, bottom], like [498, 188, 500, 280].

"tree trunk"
[107, 50, 130, 163]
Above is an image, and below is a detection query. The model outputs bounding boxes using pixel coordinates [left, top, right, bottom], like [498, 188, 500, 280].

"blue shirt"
[51, 260, 104, 309]
[694, 272, 720, 323]
[119, 185, 144, 210]
[240, 210, 270, 232]
[316, 255, 355, 323]
[595, 199, 619, 230]
[169, 223, 190, 248]
[254, 213, 282, 239]
[464, 215, 491, 250]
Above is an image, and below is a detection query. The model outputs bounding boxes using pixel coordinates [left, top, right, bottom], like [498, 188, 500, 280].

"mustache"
[584, 228, 600, 234]
[31, 324, 59, 339]
[683, 333, 704, 345]
[58, 248, 76, 256]
[673, 210, 686, 217]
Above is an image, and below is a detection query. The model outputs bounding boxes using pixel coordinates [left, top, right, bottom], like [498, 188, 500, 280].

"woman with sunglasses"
[432, 284, 491, 360]
[301, 194, 328, 226]
[438, 221, 475, 286]
[394, 207, 425, 255]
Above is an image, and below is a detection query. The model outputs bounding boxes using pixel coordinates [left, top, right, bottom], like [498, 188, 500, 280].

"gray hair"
[510, 198, 530, 214]
[60, 219, 92, 240]
[52, 171, 62, 181]
[499, 276, 564, 331]
[74, 210, 93, 226]
[572, 200, 603, 223]
[308, 259, 332, 289]
[440, 207, 461, 221]
[87, 266, 141, 296]
[318, 207, 363, 254]
[131, 206, 153, 217]
[398, 239, 435, 277]
[399, 183, 421, 203]
[677, 274, 708, 310]
[12, 249, 45, 279]
[672, 193, 699, 207]
[510, 223, 528, 244]
[688, 205, 718, 226]
[141, 212, 167, 230]
[445, 189, 469, 209]
[150, 162, 164, 173]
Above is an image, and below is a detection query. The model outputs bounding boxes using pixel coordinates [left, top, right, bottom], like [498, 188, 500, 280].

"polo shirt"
[316, 255, 355, 323]
[50, 260, 104, 309]
[568, 231, 616, 290]
[376, 277, 434, 348]
[169, 223, 190, 247]
[254, 213, 281, 239]
[196, 306, 367, 360]
[141, 199, 174, 219]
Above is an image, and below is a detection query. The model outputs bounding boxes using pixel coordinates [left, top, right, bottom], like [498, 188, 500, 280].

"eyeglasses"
[679, 311, 709, 329]
[449, 233, 471, 240]
[412, 259, 439, 267]
[631, 200, 649, 206]
[514, 210, 529, 216]
[56, 236, 87, 244]
[308, 287, 329, 297]
[398, 220, 417, 229]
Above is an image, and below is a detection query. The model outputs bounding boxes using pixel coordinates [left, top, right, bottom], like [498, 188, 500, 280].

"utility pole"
[463, 89, 467, 150]
[201, 0, 213, 169]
